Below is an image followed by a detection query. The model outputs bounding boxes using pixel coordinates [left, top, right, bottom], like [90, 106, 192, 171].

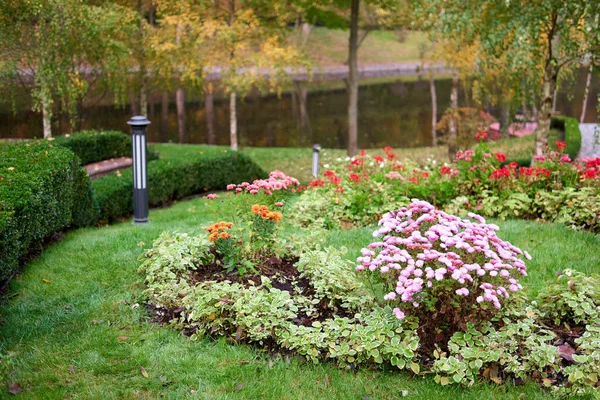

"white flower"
[323, 164, 330, 168]
[369, 162, 374, 166]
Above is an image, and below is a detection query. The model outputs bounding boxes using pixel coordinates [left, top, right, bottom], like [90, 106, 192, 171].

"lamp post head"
[312, 144, 321, 152]
[127, 115, 151, 127]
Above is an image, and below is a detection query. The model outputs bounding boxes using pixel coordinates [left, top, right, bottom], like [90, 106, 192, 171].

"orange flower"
[219, 232, 231, 239]
[270, 212, 282, 222]
[208, 232, 218, 241]
[251, 204, 260, 213]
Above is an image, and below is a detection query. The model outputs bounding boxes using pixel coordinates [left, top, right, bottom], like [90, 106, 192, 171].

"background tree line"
[1, 0, 598, 157]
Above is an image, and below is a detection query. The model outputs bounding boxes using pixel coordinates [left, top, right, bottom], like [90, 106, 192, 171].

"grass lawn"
[302, 28, 430, 66]
[1, 188, 599, 398]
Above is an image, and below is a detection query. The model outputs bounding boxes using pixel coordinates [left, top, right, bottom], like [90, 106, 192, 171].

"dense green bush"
[93, 150, 267, 222]
[0, 142, 96, 282]
[52, 130, 158, 165]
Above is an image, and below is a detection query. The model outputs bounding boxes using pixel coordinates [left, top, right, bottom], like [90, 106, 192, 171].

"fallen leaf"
[8, 382, 23, 394]
[324, 374, 329, 386]
[42, 279, 51, 283]
[234, 383, 247, 390]
[117, 336, 129, 342]
[7, 167, 15, 171]
[558, 344, 576, 362]
[69, 364, 76, 374]
[116, 170, 122, 177]
[64, 305, 72, 310]
[137, 242, 145, 247]
[140, 366, 149, 378]
[542, 378, 553, 387]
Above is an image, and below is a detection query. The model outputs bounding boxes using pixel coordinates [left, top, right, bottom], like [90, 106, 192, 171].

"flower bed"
[140, 195, 600, 394]
[289, 138, 599, 232]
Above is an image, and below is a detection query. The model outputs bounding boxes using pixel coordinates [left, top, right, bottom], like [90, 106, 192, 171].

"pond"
[1, 69, 598, 149]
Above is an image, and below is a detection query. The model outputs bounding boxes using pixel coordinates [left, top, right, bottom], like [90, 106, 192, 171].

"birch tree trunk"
[205, 91, 215, 145]
[448, 69, 459, 159]
[42, 97, 52, 138]
[552, 88, 558, 114]
[160, 91, 168, 141]
[535, 63, 558, 156]
[580, 64, 593, 123]
[347, 0, 360, 157]
[176, 88, 185, 143]
[429, 70, 437, 146]
[230, 91, 238, 151]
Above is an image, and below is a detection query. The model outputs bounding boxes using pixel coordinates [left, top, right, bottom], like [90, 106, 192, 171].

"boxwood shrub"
[93, 149, 267, 223]
[0, 142, 96, 282]
[52, 130, 159, 165]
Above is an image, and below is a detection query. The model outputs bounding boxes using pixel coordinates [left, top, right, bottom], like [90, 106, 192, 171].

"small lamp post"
[312, 144, 321, 178]
[127, 116, 151, 224]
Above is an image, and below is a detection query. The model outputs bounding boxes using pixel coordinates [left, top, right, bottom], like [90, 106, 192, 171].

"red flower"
[329, 176, 341, 185]
[495, 153, 506, 163]
[351, 158, 363, 167]
[421, 171, 429, 178]
[349, 173, 360, 183]
[556, 141, 567, 151]
[335, 185, 345, 193]
[475, 130, 488, 140]
[393, 162, 405, 171]
[519, 167, 533, 177]
[440, 166, 451, 175]
[387, 152, 397, 161]
[384, 146, 393, 153]
[359, 149, 366, 157]
[373, 156, 384, 163]
[324, 170, 336, 177]
[409, 176, 418, 184]
[490, 168, 511, 180]
[308, 179, 325, 187]
[507, 162, 519, 169]
[583, 169, 597, 179]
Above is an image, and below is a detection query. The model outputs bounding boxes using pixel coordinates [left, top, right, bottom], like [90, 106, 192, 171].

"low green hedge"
[93, 149, 268, 223]
[0, 142, 96, 282]
[52, 130, 159, 165]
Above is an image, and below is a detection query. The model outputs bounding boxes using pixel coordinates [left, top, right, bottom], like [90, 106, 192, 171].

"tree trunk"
[294, 81, 311, 140]
[230, 91, 238, 151]
[535, 64, 558, 156]
[552, 88, 558, 114]
[347, 0, 360, 157]
[205, 91, 215, 145]
[448, 69, 459, 159]
[160, 91, 169, 141]
[501, 100, 510, 138]
[140, 82, 148, 117]
[580, 64, 593, 123]
[42, 97, 52, 138]
[176, 88, 185, 143]
[429, 70, 437, 146]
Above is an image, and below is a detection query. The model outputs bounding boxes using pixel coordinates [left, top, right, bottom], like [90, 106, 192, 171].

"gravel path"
[578, 123, 600, 159]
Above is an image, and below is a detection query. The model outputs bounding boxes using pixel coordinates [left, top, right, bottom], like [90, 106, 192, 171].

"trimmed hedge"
[93, 149, 268, 223]
[0, 142, 96, 282]
[53, 130, 159, 165]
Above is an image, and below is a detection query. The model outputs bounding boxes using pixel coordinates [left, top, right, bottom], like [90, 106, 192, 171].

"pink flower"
[275, 202, 283, 207]
[206, 194, 218, 199]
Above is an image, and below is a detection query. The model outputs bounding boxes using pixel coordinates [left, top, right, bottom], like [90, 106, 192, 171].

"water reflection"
[1, 69, 598, 149]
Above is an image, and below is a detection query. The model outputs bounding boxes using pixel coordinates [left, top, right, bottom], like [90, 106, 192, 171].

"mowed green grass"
[1, 191, 599, 399]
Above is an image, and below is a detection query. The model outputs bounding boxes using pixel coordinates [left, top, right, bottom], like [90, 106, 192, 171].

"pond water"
[1, 69, 598, 149]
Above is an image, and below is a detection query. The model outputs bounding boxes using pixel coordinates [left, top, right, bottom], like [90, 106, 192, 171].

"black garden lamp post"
[127, 115, 151, 224]
[312, 144, 321, 178]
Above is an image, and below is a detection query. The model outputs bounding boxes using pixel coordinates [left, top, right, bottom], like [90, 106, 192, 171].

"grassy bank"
[3, 190, 599, 398]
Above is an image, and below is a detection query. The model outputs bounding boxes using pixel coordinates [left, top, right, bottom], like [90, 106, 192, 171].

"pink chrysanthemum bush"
[356, 199, 530, 353]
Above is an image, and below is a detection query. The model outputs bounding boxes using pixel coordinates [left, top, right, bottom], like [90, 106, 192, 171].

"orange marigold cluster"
[206, 221, 233, 241]
[251, 204, 282, 222]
